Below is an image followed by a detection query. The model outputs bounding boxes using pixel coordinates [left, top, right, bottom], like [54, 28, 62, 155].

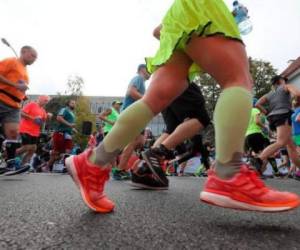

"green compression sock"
[91, 100, 154, 166]
[214, 86, 252, 179]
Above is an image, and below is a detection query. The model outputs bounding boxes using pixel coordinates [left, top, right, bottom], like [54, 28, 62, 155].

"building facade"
[281, 57, 300, 87]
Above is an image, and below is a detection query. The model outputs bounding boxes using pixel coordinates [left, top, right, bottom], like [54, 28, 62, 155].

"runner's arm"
[255, 113, 265, 129]
[99, 109, 114, 125]
[128, 85, 143, 100]
[21, 110, 34, 120]
[57, 115, 75, 128]
[255, 95, 268, 115]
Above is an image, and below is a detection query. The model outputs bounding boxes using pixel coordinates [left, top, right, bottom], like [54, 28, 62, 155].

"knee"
[242, 75, 253, 90]
[221, 66, 253, 91]
[142, 95, 166, 114]
[222, 77, 253, 91]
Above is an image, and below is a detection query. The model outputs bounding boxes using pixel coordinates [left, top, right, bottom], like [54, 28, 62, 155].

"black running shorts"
[161, 83, 210, 134]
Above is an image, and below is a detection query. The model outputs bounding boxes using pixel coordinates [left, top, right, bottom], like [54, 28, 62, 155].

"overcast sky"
[1, 0, 299, 96]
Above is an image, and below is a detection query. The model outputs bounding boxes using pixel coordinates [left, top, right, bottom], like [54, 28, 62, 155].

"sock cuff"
[103, 99, 154, 153]
[221, 86, 252, 97]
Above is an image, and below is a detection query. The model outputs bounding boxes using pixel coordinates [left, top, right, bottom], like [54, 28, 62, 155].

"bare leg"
[118, 135, 144, 170]
[186, 36, 252, 90]
[153, 133, 169, 148]
[3, 122, 19, 140]
[93, 51, 193, 166]
[286, 137, 300, 167]
[186, 36, 252, 178]
[162, 118, 203, 150]
[260, 124, 291, 161]
[21, 145, 37, 165]
[143, 52, 192, 114]
[47, 151, 60, 170]
[16, 146, 27, 156]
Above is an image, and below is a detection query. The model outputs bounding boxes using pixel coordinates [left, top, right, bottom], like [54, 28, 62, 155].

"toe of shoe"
[94, 196, 115, 213]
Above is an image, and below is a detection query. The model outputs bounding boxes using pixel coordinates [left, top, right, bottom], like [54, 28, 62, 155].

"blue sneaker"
[0, 160, 30, 176]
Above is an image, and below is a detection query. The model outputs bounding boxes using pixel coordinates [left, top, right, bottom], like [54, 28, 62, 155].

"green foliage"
[45, 74, 96, 148]
[193, 74, 220, 145]
[74, 96, 96, 148]
[194, 73, 221, 117]
[249, 57, 278, 98]
[65, 75, 84, 97]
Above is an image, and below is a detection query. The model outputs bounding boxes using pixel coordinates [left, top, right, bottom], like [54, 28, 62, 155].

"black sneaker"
[0, 167, 7, 175]
[142, 149, 169, 185]
[131, 161, 168, 190]
[0, 161, 30, 176]
[152, 145, 175, 160]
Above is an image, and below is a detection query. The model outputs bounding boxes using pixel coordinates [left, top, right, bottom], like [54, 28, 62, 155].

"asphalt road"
[0, 174, 299, 250]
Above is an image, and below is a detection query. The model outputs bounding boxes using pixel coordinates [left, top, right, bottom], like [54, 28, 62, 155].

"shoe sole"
[200, 191, 300, 212]
[142, 151, 168, 185]
[2, 165, 30, 176]
[130, 182, 168, 190]
[65, 157, 113, 213]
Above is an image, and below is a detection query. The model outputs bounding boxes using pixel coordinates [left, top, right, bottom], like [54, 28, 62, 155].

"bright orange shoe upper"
[70, 150, 115, 212]
[204, 165, 300, 207]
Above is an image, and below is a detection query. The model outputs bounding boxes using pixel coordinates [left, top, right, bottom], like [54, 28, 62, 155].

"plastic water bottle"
[233, 1, 253, 35]
[238, 18, 253, 35]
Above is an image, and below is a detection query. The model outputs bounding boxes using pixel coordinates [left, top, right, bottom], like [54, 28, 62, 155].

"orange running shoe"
[200, 165, 300, 212]
[65, 150, 115, 213]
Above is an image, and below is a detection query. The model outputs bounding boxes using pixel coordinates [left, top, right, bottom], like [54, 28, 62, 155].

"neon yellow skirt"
[146, 0, 242, 79]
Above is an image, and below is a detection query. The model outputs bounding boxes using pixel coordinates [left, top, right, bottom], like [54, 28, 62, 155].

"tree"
[64, 75, 96, 148]
[194, 73, 221, 117]
[65, 75, 85, 97]
[193, 73, 221, 145]
[74, 96, 96, 148]
[249, 57, 278, 98]
[45, 74, 85, 129]
[45, 75, 96, 148]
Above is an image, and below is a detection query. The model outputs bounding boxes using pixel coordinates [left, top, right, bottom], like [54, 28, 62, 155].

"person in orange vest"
[0, 46, 37, 140]
[0, 46, 37, 176]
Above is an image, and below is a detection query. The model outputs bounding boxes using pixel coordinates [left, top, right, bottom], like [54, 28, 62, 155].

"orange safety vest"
[0, 58, 29, 109]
